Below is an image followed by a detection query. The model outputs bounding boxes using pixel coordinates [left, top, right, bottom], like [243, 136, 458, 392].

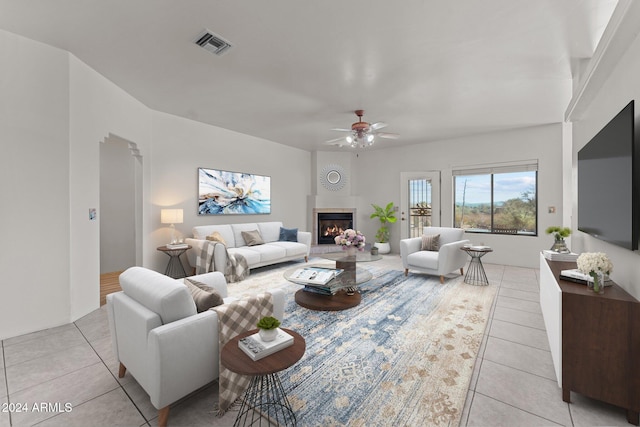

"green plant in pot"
[545, 226, 571, 253]
[370, 202, 397, 254]
[257, 316, 281, 342]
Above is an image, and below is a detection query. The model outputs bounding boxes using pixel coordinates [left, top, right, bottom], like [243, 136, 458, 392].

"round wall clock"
[320, 164, 347, 191]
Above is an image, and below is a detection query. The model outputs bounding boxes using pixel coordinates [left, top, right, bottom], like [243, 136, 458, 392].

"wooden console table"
[539, 254, 640, 425]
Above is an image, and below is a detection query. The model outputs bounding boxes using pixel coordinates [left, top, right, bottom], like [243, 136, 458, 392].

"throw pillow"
[241, 230, 265, 246]
[184, 278, 224, 312]
[278, 227, 298, 242]
[421, 233, 440, 251]
[206, 231, 227, 246]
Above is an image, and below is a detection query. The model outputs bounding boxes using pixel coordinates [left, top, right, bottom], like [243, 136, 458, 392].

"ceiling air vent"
[195, 30, 233, 56]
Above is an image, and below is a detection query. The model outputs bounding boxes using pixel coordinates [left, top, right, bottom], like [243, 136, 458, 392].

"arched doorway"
[99, 134, 142, 304]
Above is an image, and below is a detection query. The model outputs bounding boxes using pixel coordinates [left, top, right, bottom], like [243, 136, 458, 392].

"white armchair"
[106, 267, 285, 426]
[400, 226, 470, 283]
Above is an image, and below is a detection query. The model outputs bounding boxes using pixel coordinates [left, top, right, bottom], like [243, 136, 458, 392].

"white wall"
[68, 55, 152, 321]
[0, 29, 152, 339]
[0, 30, 71, 338]
[570, 30, 640, 300]
[351, 124, 565, 268]
[148, 112, 311, 273]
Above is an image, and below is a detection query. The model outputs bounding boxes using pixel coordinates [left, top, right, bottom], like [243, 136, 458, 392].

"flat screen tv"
[578, 100, 638, 250]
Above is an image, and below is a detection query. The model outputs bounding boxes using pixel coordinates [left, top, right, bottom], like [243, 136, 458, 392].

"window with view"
[453, 164, 537, 236]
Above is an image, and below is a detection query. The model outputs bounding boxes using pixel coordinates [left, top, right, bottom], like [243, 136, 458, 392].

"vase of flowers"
[334, 229, 366, 256]
[576, 252, 613, 294]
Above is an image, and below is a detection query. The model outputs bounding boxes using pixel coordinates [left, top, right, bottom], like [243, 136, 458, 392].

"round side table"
[221, 328, 306, 427]
[156, 245, 191, 279]
[461, 246, 493, 286]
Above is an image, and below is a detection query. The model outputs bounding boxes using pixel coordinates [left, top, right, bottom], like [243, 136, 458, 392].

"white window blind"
[452, 160, 538, 176]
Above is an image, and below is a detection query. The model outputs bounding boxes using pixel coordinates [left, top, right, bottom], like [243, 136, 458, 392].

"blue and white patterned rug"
[240, 268, 497, 427]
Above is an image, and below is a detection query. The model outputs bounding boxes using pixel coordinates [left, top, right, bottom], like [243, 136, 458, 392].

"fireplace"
[316, 212, 354, 245]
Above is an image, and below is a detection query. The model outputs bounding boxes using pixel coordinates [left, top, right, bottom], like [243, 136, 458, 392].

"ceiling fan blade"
[324, 136, 347, 144]
[376, 132, 400, 139]
[370, 122, 388, 131]
[331, 128, 352, 132]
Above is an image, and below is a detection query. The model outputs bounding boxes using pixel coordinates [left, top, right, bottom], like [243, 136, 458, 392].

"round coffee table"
[284, 264, 372, 311]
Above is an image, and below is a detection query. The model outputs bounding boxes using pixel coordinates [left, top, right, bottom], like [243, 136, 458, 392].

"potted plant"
[257, 316, 281, 342]
[370, 202, 397, 254]
[545, 226, 571, 253]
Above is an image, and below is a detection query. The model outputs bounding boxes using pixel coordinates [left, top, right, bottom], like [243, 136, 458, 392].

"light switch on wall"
[548, 206, 556, 214]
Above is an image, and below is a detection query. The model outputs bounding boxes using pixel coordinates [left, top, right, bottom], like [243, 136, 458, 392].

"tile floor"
[0, 256, 633, 426]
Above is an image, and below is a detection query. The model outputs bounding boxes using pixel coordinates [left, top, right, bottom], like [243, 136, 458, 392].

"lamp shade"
[161, 209, 183, 224]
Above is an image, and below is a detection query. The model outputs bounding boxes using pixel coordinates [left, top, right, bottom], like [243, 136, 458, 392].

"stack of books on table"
[166, 243, 189, 249]
[238, 328, 294, 361]
[559, 269, 612, 286]
[542, 250, 579, 262]
[290, 267, 343, 285]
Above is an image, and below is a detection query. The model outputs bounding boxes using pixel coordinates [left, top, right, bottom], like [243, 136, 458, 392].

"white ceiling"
[0, 0, 619, 151]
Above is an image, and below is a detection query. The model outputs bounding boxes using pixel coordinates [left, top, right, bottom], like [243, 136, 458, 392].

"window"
[453, 162, 537, 236]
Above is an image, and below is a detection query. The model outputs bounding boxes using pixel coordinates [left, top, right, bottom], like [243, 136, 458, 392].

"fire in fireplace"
[317, 212, 353, 244]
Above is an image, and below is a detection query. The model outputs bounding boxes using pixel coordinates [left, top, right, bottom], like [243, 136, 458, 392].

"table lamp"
[161, 208, 183, 244]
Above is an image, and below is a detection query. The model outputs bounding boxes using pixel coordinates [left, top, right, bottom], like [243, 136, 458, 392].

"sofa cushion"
[421, 234, 440, 251]
[246, 244, 287, 263]
[270, 241, 308, 257]
[231, 223, 259, 246]
[241, 230, 265, 246]
[407, 251, 439, 270]
[228, 247, 262, 265]
[257, 222, 284, 243]
[193, 225, 235, 247]
[119, 267, 196, 324]
[184, 278, 224, 312]
[206, 231, 227, 246]
[278, 227, 298, 242]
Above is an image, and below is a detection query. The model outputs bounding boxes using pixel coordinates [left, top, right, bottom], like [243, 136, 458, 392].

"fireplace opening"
[317, 212, 353, 244]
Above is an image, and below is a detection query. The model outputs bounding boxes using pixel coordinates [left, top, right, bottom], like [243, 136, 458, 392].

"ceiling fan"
[325, 110, 399, 148]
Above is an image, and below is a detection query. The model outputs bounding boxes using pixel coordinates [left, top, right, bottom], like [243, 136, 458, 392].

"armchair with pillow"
[400, 226, 470, 283]
[106, 267, 285, 426]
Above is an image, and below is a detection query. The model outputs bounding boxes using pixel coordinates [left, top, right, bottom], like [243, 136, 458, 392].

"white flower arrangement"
[576, 252, 613, 276]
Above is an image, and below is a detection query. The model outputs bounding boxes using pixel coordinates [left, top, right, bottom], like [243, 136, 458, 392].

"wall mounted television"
[577, 100, 638, 250]
[198, 167, 271, 215]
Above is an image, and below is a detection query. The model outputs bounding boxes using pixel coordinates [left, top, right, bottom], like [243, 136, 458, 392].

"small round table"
[221, 328, 305, 427]
[156, 245, 191, 279]
[460, 246, 493, 286]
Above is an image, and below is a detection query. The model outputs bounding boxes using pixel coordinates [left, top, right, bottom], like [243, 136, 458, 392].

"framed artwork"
[198, 167, 271, 215]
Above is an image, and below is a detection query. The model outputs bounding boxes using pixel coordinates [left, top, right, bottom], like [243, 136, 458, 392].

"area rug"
[227, 264, 497, 427]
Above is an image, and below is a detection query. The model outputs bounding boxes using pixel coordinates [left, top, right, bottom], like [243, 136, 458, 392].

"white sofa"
[185, 221, 311, 273]
[106, 267, 285, 426]
[400, 226, 470, 283]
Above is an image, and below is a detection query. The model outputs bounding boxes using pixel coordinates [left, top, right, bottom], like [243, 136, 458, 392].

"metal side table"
[156, 245, 191, 278]
[461, 246, 493, 285]
[221, 328, 306, 427]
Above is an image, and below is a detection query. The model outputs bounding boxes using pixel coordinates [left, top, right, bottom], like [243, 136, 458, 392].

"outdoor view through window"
[454, 171, 537, 235]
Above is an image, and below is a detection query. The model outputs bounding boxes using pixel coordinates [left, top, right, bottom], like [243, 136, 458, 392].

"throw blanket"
[212, 292, 274, 414]
[196, 241, 249, 282]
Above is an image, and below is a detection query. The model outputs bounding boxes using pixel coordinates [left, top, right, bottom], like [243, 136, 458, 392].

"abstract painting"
[198, 168, 271, 215]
